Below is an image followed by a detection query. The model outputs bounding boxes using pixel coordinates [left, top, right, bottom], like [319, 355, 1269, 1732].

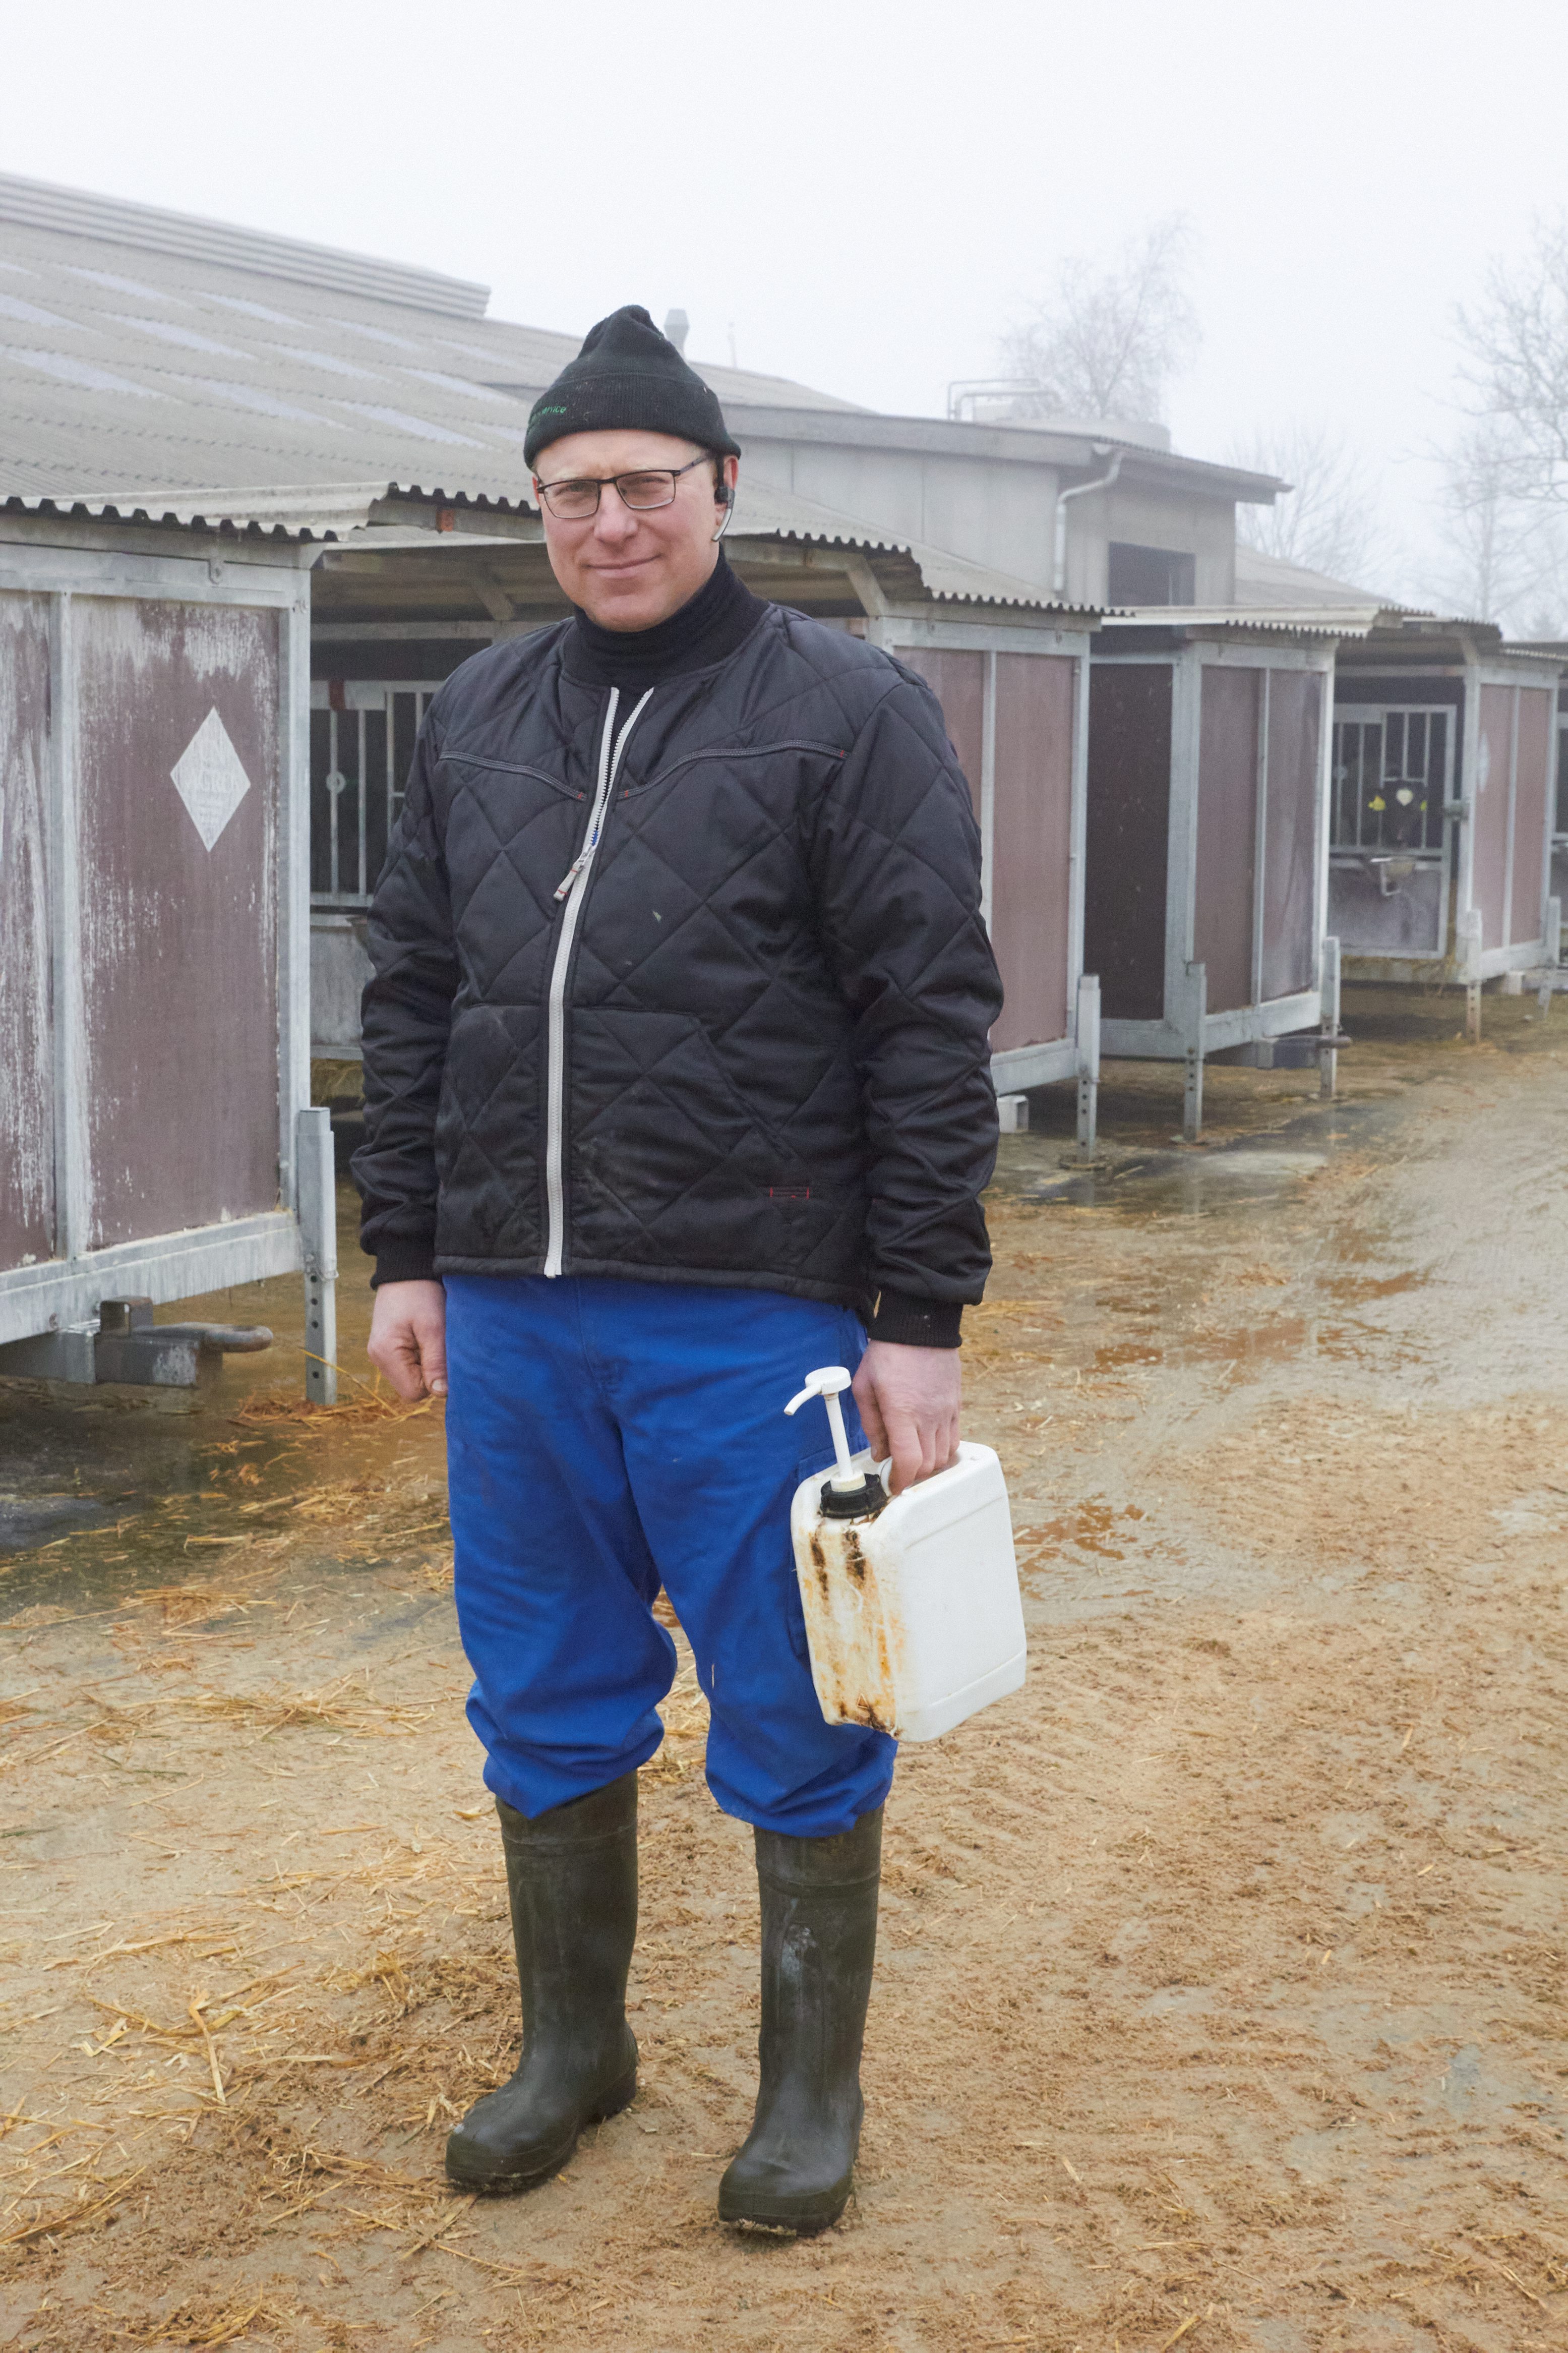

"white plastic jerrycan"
[784, 1366, 1027, 1742]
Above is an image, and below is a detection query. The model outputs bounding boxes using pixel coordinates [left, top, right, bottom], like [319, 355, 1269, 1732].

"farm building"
[0, 167, 1289, 1092]
[0, 498, 340, 1393]
[1083, 609, 1349, 1138]
[1222, 552, 1564, 1012]
[1, 162, 1366, 1312]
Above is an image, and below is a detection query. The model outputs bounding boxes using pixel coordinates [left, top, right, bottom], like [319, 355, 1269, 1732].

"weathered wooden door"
[74, 599, 281, 1250]
[1, 542, 309, 1354]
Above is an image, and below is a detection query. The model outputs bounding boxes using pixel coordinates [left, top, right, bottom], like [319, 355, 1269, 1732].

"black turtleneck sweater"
[563, 549, 766, 688]
[555, 551, 961, 1350]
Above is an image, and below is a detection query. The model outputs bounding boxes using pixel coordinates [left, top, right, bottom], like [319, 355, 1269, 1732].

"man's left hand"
[852, 1340, 961, 1496]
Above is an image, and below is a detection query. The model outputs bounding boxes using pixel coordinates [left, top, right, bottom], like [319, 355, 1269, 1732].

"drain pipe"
[1053, 446, 1122, 597]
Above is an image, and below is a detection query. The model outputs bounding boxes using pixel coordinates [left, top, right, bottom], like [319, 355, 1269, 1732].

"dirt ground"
[3, 980, 1567, 2353]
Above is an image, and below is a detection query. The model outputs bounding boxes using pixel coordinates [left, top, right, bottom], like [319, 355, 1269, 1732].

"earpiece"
[712, 469, 736, 541]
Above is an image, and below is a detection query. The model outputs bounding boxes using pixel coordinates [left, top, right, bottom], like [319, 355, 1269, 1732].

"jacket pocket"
[434, 1005, 545, 1260]
[568, 1008, 808, 1263]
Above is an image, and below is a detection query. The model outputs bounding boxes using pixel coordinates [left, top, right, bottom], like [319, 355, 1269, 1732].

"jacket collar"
[562, 552, 767, 689]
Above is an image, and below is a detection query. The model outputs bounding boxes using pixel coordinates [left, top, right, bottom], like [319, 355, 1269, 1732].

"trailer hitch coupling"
[0, 1299, 273, 1389]
[93, 1298, 273, 1388]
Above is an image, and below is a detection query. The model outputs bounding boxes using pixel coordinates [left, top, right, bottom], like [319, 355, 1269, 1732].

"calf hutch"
[0, 504, 339, 1398]
[306, 479, 1105, 1141]
[887, 623, 1098, 1141]
[1083, 618, 1343, 1139]
[1328, 623, 1563, 1028]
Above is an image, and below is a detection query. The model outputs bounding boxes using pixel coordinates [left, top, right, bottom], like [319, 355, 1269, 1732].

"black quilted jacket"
[354, 592, 1002, 1332]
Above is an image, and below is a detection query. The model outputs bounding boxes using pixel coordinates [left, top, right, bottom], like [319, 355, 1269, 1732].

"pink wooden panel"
[991, 653, 1076, 1050]
[74, 599, 280, 1250]
[895, 646, 984, 818]
[0, 594, 54, 1272]
[1510, 684, 1553, 947]
[1261, 669, 1321, 1001]
[1193, 666, 1259, 1014]
[1472, 686, 1514, 949]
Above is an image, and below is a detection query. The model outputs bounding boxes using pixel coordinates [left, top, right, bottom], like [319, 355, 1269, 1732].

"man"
[357, 305, 1001, 2234]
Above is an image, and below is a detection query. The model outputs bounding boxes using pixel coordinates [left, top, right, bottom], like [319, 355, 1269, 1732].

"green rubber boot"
[445, 1773, 639, 2193]
[718, 1806, 882, 2234]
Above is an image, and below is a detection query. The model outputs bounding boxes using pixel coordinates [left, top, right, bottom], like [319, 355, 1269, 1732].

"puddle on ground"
[1324, 1270, 1427, 1304]
[992, 1140, 1329, 1216]
[1093, 1339, 1163, 1371]
[0, 1492, 117, 1554]
[1017, 1499, 1148, 1562]
[1176, 1318, 1310, 1368]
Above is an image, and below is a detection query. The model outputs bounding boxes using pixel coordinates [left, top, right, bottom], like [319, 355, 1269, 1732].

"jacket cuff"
[370, 1239, 441, 1289]
[867, 1287, 963, 1348]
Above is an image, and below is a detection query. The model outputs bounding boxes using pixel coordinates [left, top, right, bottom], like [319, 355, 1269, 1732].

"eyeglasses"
[534, 454, 712, 521]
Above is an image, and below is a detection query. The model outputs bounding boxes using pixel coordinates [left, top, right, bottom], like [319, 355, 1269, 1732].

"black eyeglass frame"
[533, 453, 717, 520]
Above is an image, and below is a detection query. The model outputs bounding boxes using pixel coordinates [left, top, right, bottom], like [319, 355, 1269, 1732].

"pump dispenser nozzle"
[784, 1366, 887, 1521]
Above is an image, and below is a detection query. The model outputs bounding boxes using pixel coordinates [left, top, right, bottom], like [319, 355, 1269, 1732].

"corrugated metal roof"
[1233, 544, 1395, 611]
[1100, 607, 1375, 639]
[1094, 546, 1523, 641]
[0, 177, 860, 523]
[0, 169, 491, 319]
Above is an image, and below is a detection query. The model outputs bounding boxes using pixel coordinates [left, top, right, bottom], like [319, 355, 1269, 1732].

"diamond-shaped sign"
[170, 707, 252, 851]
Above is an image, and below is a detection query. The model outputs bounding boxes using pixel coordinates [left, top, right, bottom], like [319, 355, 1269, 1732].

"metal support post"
[1075, 971, 1101, 1157]
[1180, 961, 1207, 1143]
[297, 1106, 339, 1404]
[1318, 934, 1341, 1101]
[1459, 907, 1483, 1044]
[1541, 896, 1562, 1017]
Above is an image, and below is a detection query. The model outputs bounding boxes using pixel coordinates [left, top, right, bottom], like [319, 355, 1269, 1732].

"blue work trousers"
[444, 1273, 897, 1837]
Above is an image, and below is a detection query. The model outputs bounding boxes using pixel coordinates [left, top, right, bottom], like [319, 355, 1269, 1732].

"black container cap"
[819, 1470, 887, 1521]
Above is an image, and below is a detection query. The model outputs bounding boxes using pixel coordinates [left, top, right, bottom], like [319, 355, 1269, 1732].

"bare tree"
[1456, 213, 1568, 498]
[1422, 422, 1568, 632]
[996, 218, 1199, 426]
[1228, 423, 1387, 586]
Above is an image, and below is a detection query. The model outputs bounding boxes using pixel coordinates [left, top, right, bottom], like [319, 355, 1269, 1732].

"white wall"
[743, 423, 1237, 603]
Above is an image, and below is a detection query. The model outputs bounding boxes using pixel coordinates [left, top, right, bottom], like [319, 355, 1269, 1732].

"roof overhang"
[1100, 603, 1377, 640]
[729, 403, 1284, 502]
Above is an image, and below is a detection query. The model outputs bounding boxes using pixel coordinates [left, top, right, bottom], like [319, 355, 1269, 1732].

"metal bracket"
[1365, 855, 1417, 899]
[0, 1299, 272, 1389]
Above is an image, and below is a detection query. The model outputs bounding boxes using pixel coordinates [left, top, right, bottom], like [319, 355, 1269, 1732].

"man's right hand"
[367, 1279, 448, 1401]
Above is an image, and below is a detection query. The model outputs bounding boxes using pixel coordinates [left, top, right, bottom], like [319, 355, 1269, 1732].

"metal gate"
[1328, 703, 1455, 959]
[309, 681, 439, 907]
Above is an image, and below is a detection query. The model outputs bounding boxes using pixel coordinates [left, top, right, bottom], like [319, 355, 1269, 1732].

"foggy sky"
[9, 0, 1567, 607]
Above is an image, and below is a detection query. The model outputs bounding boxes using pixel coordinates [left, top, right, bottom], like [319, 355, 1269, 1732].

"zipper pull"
[553, 845, 592, 902]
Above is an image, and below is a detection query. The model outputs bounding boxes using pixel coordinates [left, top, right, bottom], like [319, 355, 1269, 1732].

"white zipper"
[542, 685, 653, 1277]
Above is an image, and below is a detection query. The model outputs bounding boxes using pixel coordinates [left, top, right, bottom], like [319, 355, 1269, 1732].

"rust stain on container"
[0, 594, 55, 1273]
[797, 1511, 905, 1736]
[74, 599, 280, 1250]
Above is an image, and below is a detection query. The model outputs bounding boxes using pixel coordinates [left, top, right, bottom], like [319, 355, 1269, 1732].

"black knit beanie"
[524, 305, 742, 470]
